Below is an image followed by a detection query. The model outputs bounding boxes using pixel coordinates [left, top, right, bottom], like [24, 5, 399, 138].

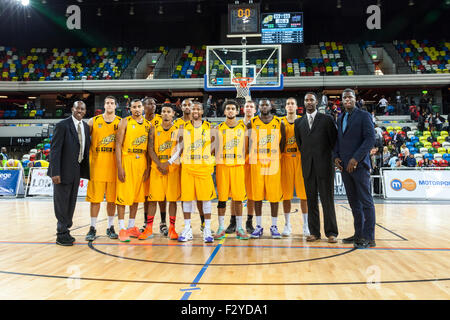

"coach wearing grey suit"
[48, 101, 90, 246]
[294, 92, 338, 243]
[333, 89, 376, 249]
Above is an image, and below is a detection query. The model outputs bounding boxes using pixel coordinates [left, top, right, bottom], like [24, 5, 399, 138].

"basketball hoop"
[232, 76, 253, 101]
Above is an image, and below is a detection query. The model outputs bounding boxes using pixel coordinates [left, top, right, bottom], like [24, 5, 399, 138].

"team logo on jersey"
[259, 134, 275, 146]
[187, 138, 206, 152]
[158, 141, 173, 153]
[287, 136, 296, 145]
[97, 134, 116, 147]
[132, 135, 147, 146]
[224, 137, 240, 150]
[98, 124, 102, 128]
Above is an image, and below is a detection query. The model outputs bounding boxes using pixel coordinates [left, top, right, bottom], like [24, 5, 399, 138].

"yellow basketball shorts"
[250, 162, 282, 202]
[216, 164, 246, 202]
[281, 154, 307, 200]
[115, 155, 147, 206]
[86, 180, 116, 203]
[147, 165, 181, 202]
[180, 166, 216, 202]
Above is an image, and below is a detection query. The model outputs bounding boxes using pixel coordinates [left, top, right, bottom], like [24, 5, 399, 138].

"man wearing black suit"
[294, 92, 338, 243]
[333, 89, 376, 249]
[48, 101, 90, 246]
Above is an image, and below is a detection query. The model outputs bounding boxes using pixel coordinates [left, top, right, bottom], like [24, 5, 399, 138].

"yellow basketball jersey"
[181, 120, 214, 175]
[281, 116, 301, 156]
[216, 120, 246, 166]
[90, 115, 121, 182]
[173, 117, 188, 129]
[149, 114, 162, 128]
[250, 115, 282, 165]
[122, 116, 151, 156]
[152, 124, 178, 170]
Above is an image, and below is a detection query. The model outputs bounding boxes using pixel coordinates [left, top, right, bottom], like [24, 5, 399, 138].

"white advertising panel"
[27, 168, 88, 197]
[382, 168, 450, 200]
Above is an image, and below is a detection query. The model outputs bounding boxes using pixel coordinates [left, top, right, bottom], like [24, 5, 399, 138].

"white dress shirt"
[307, 110, 318, 129]
[72, 116, 85, 161]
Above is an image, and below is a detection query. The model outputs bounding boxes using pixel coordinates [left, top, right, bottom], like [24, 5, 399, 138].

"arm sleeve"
[49, 122, 65, 177]
[168, 143, 182, 165]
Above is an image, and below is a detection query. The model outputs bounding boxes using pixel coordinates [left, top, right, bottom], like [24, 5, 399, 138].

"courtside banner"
[27, 168, 89, 196]
[334, 170, 346, 196]
[0, 170, 21, 196]
[382, 168, 450, 200]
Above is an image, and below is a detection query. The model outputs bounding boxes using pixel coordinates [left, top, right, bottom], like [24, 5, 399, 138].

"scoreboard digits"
[228, 3, 261, 37]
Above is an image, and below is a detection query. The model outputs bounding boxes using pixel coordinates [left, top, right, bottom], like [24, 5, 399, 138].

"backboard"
[204, 44, 283, 94]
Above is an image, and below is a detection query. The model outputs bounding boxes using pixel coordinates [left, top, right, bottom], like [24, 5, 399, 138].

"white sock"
[284, 213, 290, 226]
[219, 216, 225, 229]
[119, 219, 125, 230]
[236, 215, 243, 230]
[90, 217, 97, 228]
[303, 213, 308, 224]
[107, 216, 114, 228]
[271, 216, 278, 227]
[128, 219, 135, 228]
[256, 215, 262, 226]
[184, 219, 191, 229]
[204, 219, 211, 230]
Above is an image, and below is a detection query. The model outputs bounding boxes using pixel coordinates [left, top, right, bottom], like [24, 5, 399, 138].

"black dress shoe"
[67, 232, 75, 243]
[342, 235, 355, 244]
[354, 238, 370, 249]
[368, 240, 376, 247]
[56, 234, 74, 246]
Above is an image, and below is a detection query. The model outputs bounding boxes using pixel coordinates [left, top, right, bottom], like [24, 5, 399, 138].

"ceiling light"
[158, 5, 163, 15]
[408, 0, 414, 6]
[129, 5, 134, 15]
[97, 8, 101, 16]
[196, 3, 201, 14]
[336, 0, 342, 9]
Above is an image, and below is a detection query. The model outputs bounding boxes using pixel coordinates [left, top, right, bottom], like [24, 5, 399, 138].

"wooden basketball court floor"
[0, 197, 449, 300]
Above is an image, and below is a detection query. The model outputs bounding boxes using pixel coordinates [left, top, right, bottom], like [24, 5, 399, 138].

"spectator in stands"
[371, 111, 378, 125]
[205, 95, 213, 117]
[356, 97, 366, 111]
[0, 147, 7, 161]
[392, 130, 404, 150]
[424, 158, 435, 167]
[395, 159, 404, 168]
[433, 112, 445, 131]
[400, 144, 409, 158]
[370, 147, 381, 196]
[382, 145, 390, 168]
[419, 95, 431, 113]
[388, 152, 398, 168]
[417, 111, 425, 131]
[377, 95, 388, 114]
[320, 92, 328, 110]
[405, 153, 417, 167]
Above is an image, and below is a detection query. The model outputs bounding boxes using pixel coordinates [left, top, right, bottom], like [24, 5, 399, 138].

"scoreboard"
[261, 12, 304, 44]
[228, 3, 261, 37]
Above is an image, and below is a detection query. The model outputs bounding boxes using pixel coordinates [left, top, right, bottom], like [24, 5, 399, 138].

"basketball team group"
[49, 89, 377, 249]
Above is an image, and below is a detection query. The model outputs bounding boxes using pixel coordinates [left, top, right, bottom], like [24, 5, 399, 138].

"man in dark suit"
[294, 92, 338, 243]
[333, 88, 376, 249]
[48, 101, 90, 246]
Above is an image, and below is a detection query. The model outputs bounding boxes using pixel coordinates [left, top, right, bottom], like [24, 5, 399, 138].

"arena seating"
[394, 40, 450, 74]
[0, 46, 138, 81]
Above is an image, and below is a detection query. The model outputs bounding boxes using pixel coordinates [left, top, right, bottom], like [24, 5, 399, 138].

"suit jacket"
[333, 107, 375, 171]
[294, 112, 338, 179]
[47, 117, 90, 183]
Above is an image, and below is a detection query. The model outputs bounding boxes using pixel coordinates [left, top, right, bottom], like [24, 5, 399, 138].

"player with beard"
[280, 97, 310, 237]
[225, 100, 256, 234]
[247, 99, 286, 239]
[115, 99, 150, 242]
[85, 96, 121, 241]
[172, 101, 216, 243]
[214, 100, 249, 240]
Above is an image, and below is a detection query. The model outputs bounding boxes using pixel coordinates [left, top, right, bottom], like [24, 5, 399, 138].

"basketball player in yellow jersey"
[138, 104, 180, 241]
[214, 100, 249, 240]
[85, 96, 121, 241]
[173, 98, 210, 232]
[225, 100, 256, 235]
[115, 99, 150, 242]
[141, 97, 166, 234]
[281, 97, 310, 237]
[173, 101, 216, 243]
[248, 99, 286, 239]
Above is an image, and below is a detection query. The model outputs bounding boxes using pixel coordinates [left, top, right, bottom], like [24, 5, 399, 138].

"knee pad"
[202, 200, 212, 214]
[217, 201, 227, 209]
[182, 201, 193, 213]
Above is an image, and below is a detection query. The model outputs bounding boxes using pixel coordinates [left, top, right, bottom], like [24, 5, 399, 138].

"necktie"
[77, 122, 83, 163]
[309, 115, 314, 129]
[342, 112, 349, 132]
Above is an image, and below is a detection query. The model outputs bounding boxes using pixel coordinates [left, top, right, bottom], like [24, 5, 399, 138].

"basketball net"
[232, 77, 253, 102]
